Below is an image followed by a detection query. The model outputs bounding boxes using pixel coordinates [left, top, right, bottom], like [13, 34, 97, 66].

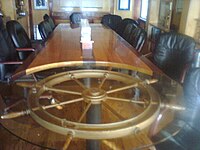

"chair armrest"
[0, 61, 23, 65]
[16, 48, 35, 52]
[31, 39, 43, 43]
[143, 52, 152, 58]
[179, 63, 190, 84]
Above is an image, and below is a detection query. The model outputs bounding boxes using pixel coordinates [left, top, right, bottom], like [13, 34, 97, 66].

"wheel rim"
[28, 69, 161, 140]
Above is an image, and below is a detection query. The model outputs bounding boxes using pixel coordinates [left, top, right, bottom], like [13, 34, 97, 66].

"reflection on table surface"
[0, 63, 184, 150]
[20, 23, 156, 76]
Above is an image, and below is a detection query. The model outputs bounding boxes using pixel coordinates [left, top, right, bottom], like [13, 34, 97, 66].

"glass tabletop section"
[0, 62, 184, 150]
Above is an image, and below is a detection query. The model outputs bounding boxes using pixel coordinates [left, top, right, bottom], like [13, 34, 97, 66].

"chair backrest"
[38, 20, 53, 40]
[0, 14, 4, 29]
[101, 14, 111, 24]
[183, 50, 200, 131]
[153, 32, 195, 82]
[109, 15, 122, 30]
[122, 23, 135, 41]
[69, 12, 83, 24]
[183, 67, 200, 132]
[151, 26, 161, 42]
[0, 30, 17, 62]
[6, 20, 32, 48]
[128, 27, 147, 52]
[115, 18, 138, 36]
[43, 14, 55, 30]
[0, 18, 18, 81]
[101, 14, 122, 30]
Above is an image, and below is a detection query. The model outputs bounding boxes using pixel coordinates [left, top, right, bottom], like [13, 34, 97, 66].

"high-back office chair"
[0, 20, 21, 82]
[0, 16, 37, 82]
[151, 53, 200, 150]
[149, 26, 162, 51]
[43, 14, 56, 30]
[101, 14, 122, 30]
[152, 32, 195, 83]
[115, 18, 139, 36]
[128, 27, 147, 52]
[38, 20, 53, 40]
[69, 12, 83, 25]
[122, 23, 136, 41]
[6, 20, 36, 60]
[0, 14, 4, 29]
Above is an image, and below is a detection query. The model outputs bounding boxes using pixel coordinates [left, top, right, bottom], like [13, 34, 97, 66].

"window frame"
[118, 0, 131, 11]
[140, 0, 149, 20]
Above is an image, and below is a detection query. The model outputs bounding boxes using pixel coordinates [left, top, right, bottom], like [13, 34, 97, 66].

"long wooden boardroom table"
[17, 23, 162, 77]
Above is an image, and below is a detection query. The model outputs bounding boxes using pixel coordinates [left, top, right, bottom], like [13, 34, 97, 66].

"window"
[140, 0, 149, 20]
[118, 0, 130, 10]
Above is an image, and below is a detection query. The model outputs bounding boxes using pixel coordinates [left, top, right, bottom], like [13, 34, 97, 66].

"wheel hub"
[82, 88, 107, 104]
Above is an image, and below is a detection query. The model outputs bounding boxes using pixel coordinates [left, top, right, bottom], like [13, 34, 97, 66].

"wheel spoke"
[99, 67, 112, 89]
[99, 72, 109, 89]
[70, 74, 87, 89]
[107, 79, 158, 94]
[62, 102, 92, 149]
[43, 98, 84, 110]
[78, 102, 92, 123]
[107, 96, 146, 105]
[44, 86, 82, 95]
[102, 102, 125, 120]
[4, 99, 24, 112]
[107, 83, 138, 94]
[1, 98, 84, 119]
[102, 140, 121, 150]
[63, 134, 73, 150]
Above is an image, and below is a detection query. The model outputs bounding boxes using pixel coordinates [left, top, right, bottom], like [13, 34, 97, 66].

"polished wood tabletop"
[23, 24, 155, 76]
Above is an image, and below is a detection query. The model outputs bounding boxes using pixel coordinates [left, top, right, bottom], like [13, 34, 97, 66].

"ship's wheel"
[1, 62, 165, 149]
[23, 62, 161, 149]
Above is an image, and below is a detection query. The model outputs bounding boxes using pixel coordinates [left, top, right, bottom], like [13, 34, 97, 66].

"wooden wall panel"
[49, 0, 112, 24]
[31, 1, 49, 25]
[114, 0, 134, 19]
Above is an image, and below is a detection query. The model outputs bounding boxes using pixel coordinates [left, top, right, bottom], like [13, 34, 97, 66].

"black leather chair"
[115, 18, 139, 36]
[152, 32, 195, 83]
[101, 14, 122, 30]
[6, 20, 36, 60]
[151, 26, 161, 42]
[128, 27, 147, 52]
[38, 20, 53, 40]
[122, 23, 135, 41]
[43, 14, 56, 30]
[0, 17, 36, 83]
[152, 62, 200, 150]
[0, 20, 22, 82]
[101, 14, 111, 24]
[149, 26, 162, 52]
[69, 12, 83, 25]
[0, 14, 4, 29]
